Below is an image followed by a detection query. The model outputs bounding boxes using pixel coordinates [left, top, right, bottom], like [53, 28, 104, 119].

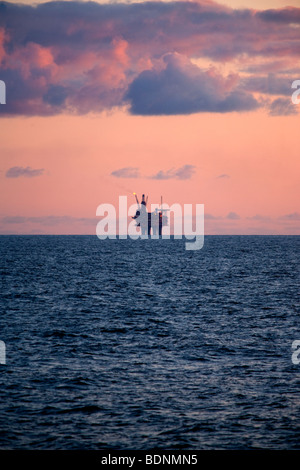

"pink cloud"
[0, 1, 299, 116]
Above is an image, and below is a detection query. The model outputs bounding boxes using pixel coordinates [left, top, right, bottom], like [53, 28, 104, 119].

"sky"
[0, 0, 299, 235]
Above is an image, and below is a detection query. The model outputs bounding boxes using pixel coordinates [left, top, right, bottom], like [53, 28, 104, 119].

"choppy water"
[0, 235, 299, 449]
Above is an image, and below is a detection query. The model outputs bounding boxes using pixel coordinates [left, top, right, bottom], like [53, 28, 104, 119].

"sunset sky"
[0, 0, 299, 235]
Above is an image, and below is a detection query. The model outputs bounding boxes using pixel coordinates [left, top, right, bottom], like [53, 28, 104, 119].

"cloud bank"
[150, 164, 196, 180]
[0, 1, 299, 116]
[111, 167, 140, 178]
[125, 53, 259, 115]
[5, 166, 45, 178]
[110, 164, 196, 180]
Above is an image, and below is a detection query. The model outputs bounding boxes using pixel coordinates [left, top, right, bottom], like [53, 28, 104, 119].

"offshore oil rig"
[132, 193, 169, 236]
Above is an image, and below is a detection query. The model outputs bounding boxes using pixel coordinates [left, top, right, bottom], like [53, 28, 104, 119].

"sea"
[0, 235, 299, 450]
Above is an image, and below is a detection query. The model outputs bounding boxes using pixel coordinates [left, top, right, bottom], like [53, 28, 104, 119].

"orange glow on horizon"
[0, 107, 299, 235]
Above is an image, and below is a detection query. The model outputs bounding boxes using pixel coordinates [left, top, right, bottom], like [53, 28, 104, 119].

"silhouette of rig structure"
[132, 193, 169, 236]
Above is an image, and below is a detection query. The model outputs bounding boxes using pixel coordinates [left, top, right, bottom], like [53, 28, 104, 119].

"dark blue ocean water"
[0, 235, 299, 450]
